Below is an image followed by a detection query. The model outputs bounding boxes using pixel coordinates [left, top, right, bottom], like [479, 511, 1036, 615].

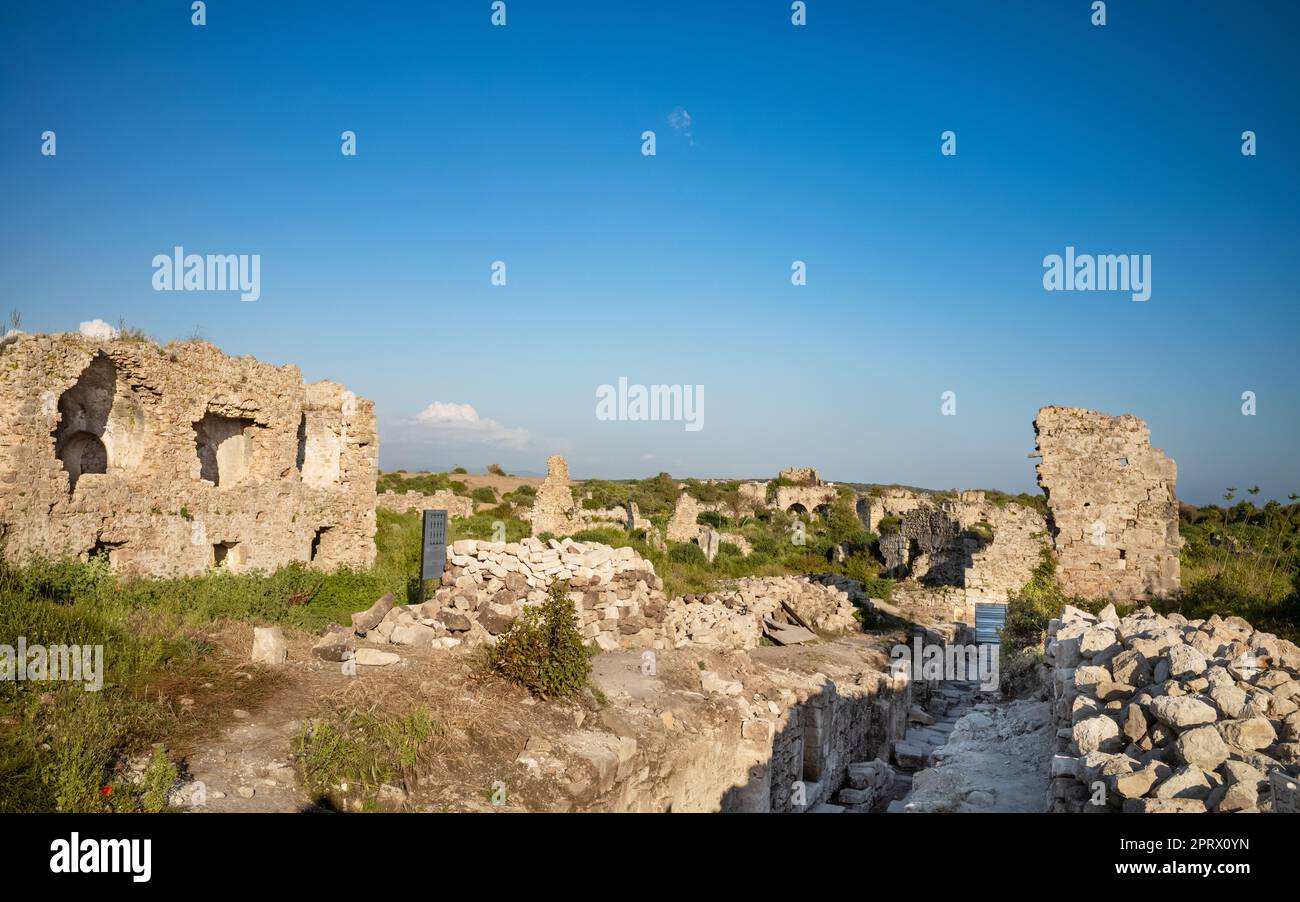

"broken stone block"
[250, 626, 287, 666]
[351, 592, 395, 634]
[1217, 717, 1277, 751]
[312, 627, 354, 662]
[353, 648, 400, 667]
[1151, 764, 1212, 801]
[1148, 695, 1217, 729]
[1073, 715, 1122, 754]
[439, 611, 472, 633]
[1173, 725, 1229, 771]
[892, 739, 930, 769]
[390, 623, 438, 647]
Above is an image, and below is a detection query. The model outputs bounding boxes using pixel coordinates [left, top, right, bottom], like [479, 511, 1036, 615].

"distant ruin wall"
[872, 488, 1047, 608]
[529, 454, 578, 536]
[377, 490, 474, 518]
[1034, 406, 1180, 601]
[0, 332, 377, 576]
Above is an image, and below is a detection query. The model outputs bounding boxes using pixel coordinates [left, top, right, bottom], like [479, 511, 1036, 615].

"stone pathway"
[886, 686, 1053, 813]
[879, 680, 980, 810]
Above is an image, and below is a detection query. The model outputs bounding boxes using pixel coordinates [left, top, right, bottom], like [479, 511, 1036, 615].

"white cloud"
[407, 401, 531, 449]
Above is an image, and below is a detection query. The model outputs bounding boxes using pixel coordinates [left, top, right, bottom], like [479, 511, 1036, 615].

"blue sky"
[2, 1, 1297, 503]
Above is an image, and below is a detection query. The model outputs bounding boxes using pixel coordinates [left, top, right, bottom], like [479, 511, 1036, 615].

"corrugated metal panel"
[974, 603, 1007, 645]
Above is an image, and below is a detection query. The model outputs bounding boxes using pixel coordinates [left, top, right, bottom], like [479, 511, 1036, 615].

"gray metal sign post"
[419, 510, 448, 600]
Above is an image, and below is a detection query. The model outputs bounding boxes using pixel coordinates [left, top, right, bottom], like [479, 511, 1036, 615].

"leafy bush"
[470, 487, 497, 504]
[486, 464, 507, 476]
[697, 510, 731, 529]
[488, 582, 592, 698]
[668, 543, 707, 566]
[877, 516, 901, 535]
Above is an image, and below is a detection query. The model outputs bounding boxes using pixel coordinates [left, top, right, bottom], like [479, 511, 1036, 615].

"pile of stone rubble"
[329, 538, 669, 654]
[297, 542, 868, 665]
[1047, 603, 1300, 812]
[667, 575, 862, 650]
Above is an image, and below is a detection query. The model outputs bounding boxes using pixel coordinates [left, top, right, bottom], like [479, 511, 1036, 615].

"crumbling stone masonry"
[1034, 406, 1180, 601]
[871, 489, 1047, 608]
[529, 454, 578, 536]
[0, 332, 377, 576]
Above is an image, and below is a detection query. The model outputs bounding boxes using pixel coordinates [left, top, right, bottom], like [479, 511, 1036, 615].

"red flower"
[100, 786, 113, 796]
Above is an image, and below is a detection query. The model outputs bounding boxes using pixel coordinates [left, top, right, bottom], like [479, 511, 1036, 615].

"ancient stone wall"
[873, 489, 1047, 607]
[0, 332, 376, 576]
[376, 490, 474, 518]
[665, 492, 703, 542]
[1034, 406, 1180, 600]
[528, 454, 578, 536]
[736, 481, 769, 515]
[774, 484, 839, 515]
[778, 467, 821, 486]
[416, 537, 667, 652]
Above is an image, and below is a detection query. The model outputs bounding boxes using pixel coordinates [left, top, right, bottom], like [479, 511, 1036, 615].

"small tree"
[488, 581, 592, 698]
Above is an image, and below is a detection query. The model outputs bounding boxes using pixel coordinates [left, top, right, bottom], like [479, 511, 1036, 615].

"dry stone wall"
[352, 537, 670, 653]
[1035, 406, 1180, 600]
[1046, 603, 1300, 812]
[0, 332, 376, 576]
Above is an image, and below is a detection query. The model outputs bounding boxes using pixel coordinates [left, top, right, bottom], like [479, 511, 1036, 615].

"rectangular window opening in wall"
[310, 526, 339, 566]
[213, 541, 245, 570]
[89, 539, 125, 568]
[193, 413, 256, 487]
[298, 410, 343, 488]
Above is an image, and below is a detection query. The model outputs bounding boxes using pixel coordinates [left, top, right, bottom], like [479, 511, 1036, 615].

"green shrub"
[668, 543, 707, 566]
[488, 582, 592, 698]
[877, 516, 901, 535]
[570, 528, 627, 545]
[451, 467, 468, 474]
[486, 464, 507, 476]
[697, 510, 731, 529]
[470, 487, 497, 504]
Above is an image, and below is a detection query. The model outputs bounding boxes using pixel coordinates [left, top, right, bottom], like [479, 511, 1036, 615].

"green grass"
[297, 705, 449, 809]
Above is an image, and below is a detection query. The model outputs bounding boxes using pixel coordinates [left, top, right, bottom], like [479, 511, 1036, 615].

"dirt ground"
[172, 622, 908, 814]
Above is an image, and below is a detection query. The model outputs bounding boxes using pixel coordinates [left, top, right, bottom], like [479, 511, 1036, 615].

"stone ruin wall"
[870, 488, 1047, 610]
[376, 489, 475, 518]
[1035, 406, 1180, 601]
[0, 332, 376, 576]
[774, 484, 839, 515]
[778, 467, 821, 485]
[529, 454, 578, 536]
